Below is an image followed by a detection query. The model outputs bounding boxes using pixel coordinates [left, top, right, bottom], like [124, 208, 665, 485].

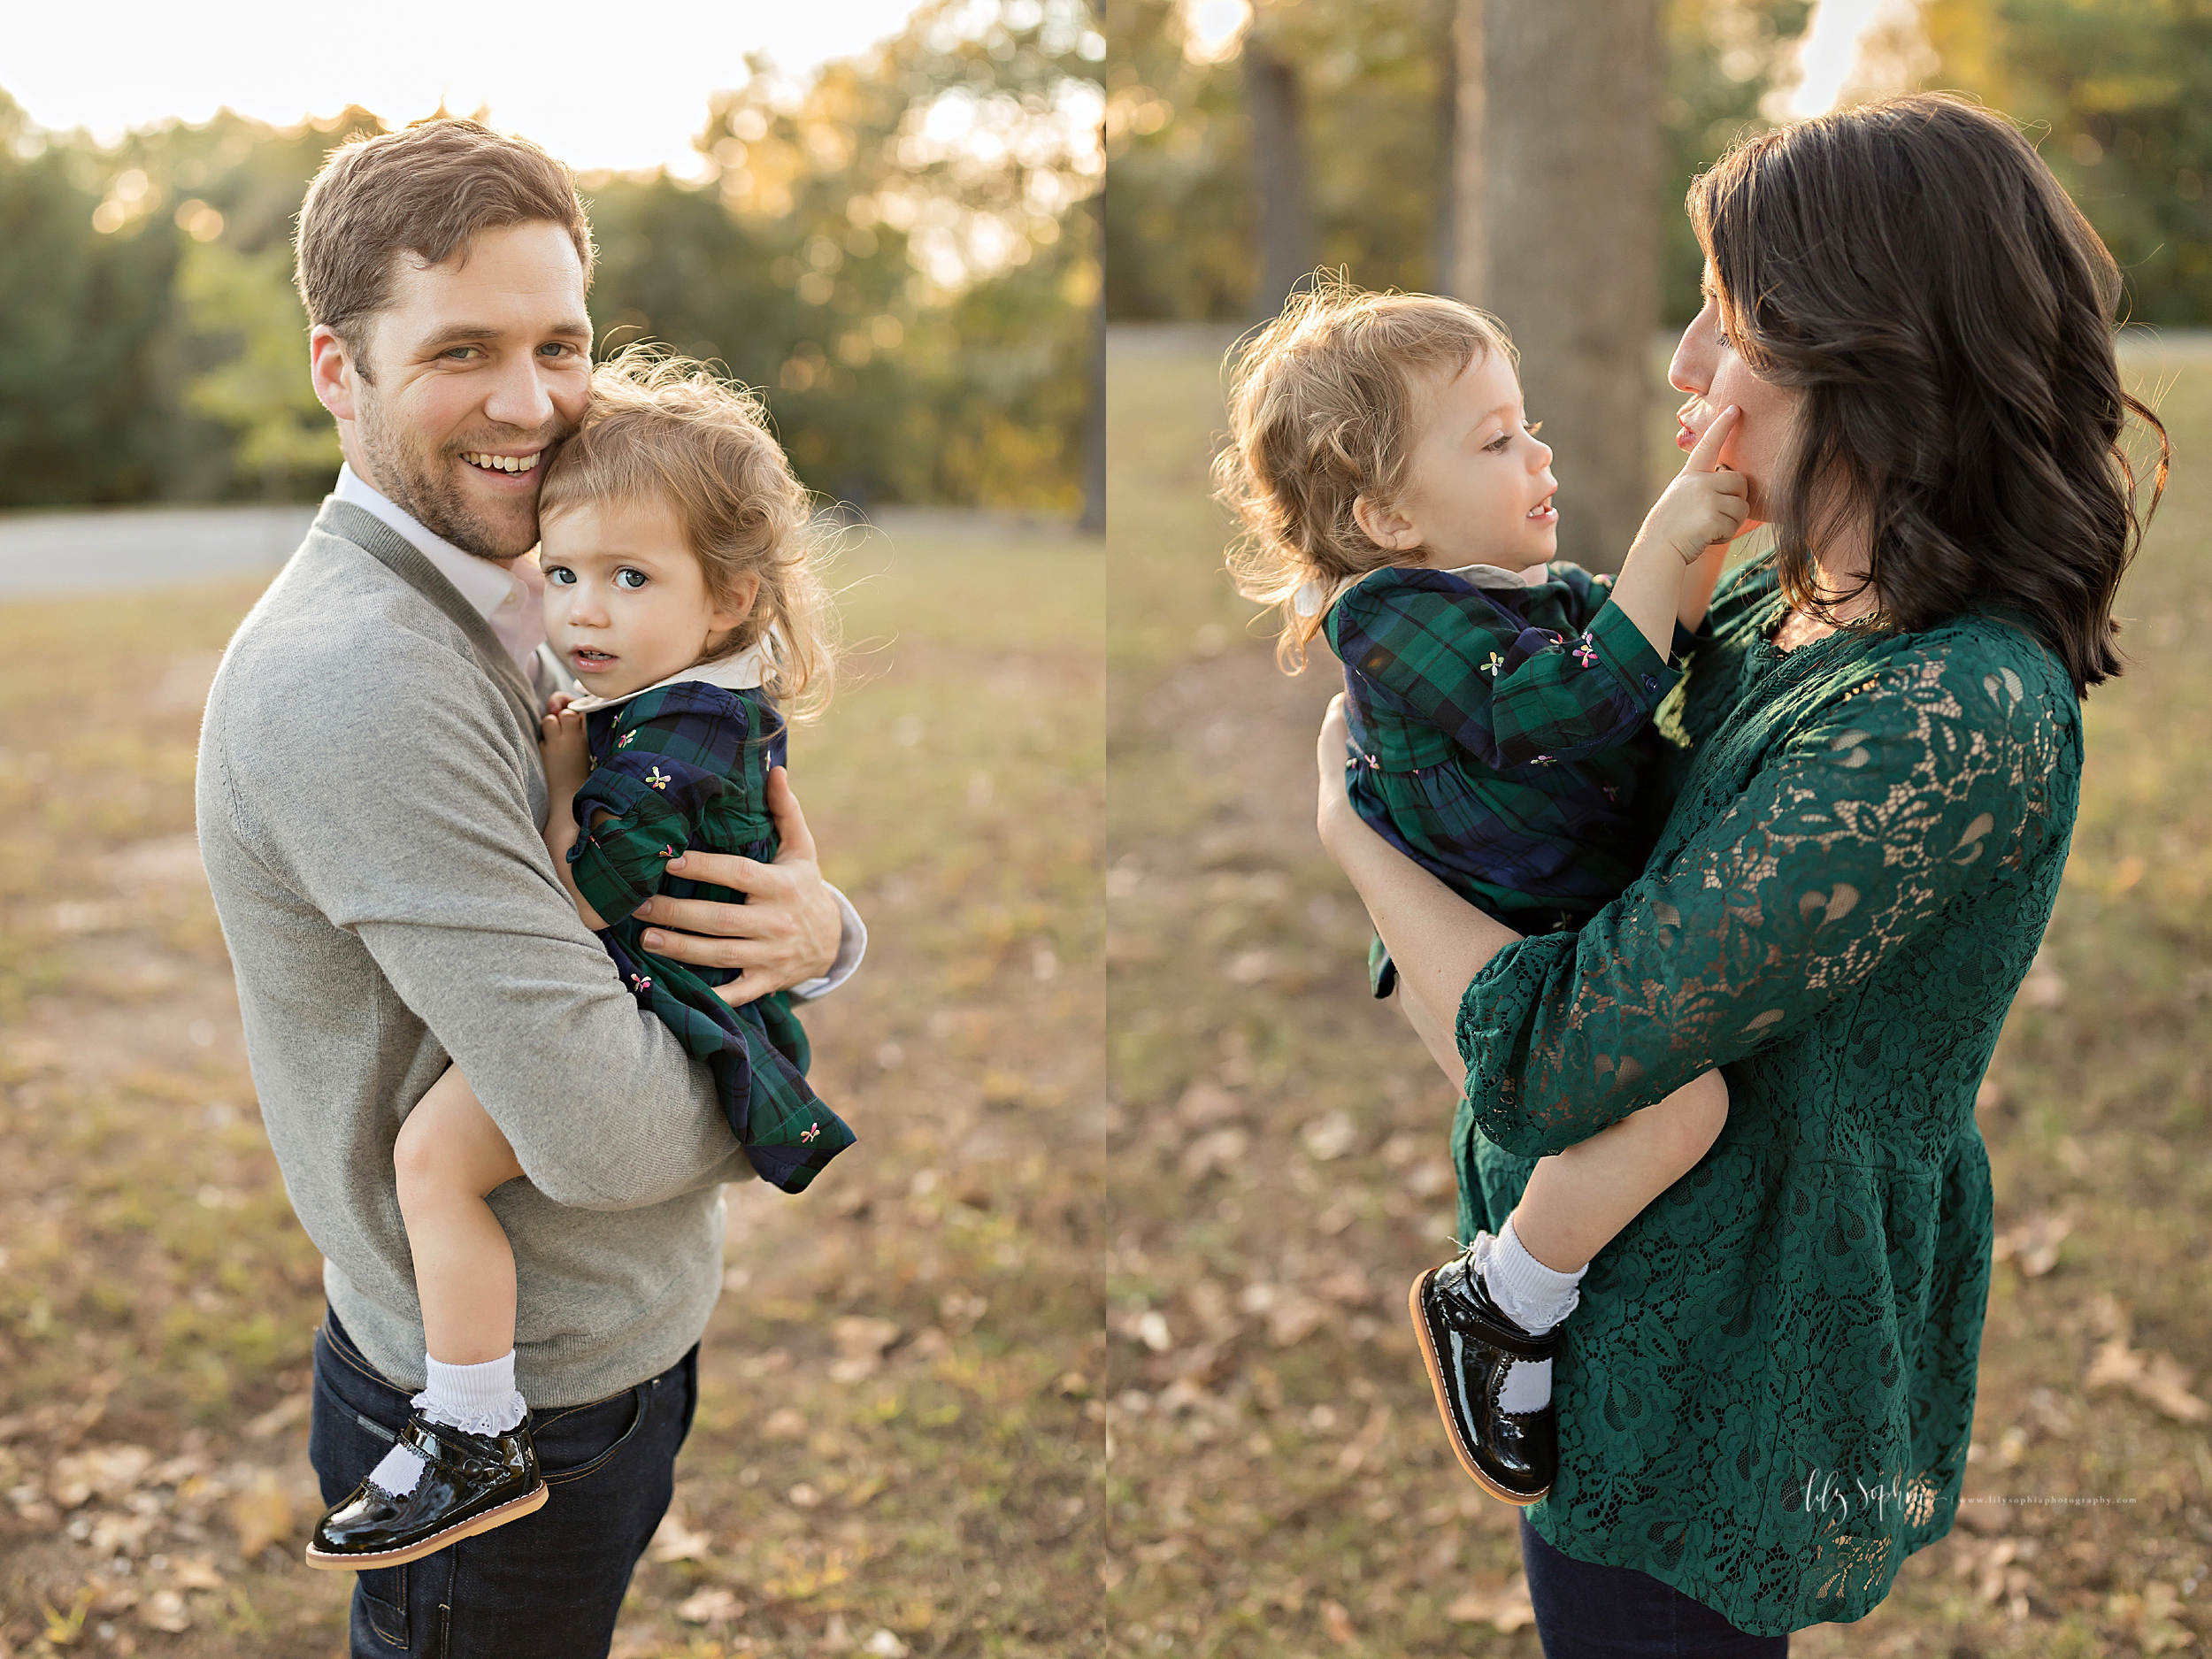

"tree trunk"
[1454, 0, 1659, 573]
[1245, 45, 1317, 318]
[1080, 280, 1106, 534]
[1446, 0, 1487, 306]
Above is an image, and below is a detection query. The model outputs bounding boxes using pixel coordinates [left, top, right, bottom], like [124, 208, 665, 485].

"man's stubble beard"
[354, 384, 557, 562]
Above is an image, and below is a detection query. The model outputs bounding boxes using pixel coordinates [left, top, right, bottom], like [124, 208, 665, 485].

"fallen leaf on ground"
[227, 1468, 293, 1558]
[1992, 1213, 2071, 1277]
[50, 1444, 155, 1509]
[1267, 1294, 1327, 1348]
[830, 1317, 902, 1382]
[1321, 1600, 1356, 1644]
[646, 1510, 711, 1563]
[88, 1509, 157, 1556]
[2086, 1339, 2212, 1423]
[167, 1557, 223, 1591]
[1175, 1081, 1243, 1127]
[1447, 1574, 1535, 1632]
[1179, 1125, 1250, 1179]
[676, 1587, 745, 1624]
[1300, 1111, 1356, 1162]
[139, 1589, 190, 1633]
[244, 1395, 311, 1439]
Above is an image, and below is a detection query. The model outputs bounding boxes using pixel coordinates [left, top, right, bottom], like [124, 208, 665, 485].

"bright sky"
[1778, 0, 1931, 119]
[1, 0, 929, 176]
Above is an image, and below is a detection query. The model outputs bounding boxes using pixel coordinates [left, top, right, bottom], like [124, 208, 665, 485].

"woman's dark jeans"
[1521, 1514, 1791, 1657]
[308, 1308, 699, 1658]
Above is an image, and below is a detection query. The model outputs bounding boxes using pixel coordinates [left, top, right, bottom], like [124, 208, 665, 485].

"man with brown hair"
[195, 118, 864, 1656]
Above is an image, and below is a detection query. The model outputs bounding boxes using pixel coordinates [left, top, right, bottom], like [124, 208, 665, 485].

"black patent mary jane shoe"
[305, 1412, 546, 1571]
[1409, 1252, 1560, 1504]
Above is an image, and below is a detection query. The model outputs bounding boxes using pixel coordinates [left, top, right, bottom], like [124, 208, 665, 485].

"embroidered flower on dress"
[646, 766, 672, 790]
[1481, 651, 1507, 677]
[617, 731, 636, 749]
[659, 845, 674, 859]
[1572, 632, 1600, 668]
[628, 972, 653, 994]
[801, 1123, 821, 1142]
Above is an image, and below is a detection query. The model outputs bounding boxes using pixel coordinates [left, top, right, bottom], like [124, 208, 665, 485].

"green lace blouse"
[1453, 557, 2078, 1634]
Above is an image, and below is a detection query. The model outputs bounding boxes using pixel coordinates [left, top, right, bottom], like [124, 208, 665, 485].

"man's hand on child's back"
[638, 768, 841, 1005]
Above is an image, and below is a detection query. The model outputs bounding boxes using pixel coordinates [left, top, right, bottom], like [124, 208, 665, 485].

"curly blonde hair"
[540, 348, 836, 718]
[1216, 280, 1517, 670]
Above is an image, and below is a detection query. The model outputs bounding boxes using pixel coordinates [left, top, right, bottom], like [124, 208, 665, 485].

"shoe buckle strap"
[1435, 1298, 1559, 1361]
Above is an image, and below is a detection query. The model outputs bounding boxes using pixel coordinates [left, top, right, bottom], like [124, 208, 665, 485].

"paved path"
[0, 505, 318, 597]
[0, 502, 1083, 600]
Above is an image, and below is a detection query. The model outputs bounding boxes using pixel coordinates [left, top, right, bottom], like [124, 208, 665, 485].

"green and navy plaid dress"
[566, 682, 855, 1192]
[1325, 562, 1691, 949]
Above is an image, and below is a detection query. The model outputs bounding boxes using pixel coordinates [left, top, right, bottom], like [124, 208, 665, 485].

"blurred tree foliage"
[1924, 0, 2212, 323]
[1104, 0, 1805, 325]
[1104, 0, 1455, 320]
[0, 0, 1102, 512]
[1106, 0, 2212, 328]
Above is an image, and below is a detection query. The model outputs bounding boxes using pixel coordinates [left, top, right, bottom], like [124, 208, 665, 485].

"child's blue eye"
[616, 569, 648, 589]
[546, 566, 574, 585]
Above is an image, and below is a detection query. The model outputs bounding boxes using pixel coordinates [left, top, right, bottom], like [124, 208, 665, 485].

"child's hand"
[1635, 405, 1750, 565]
[540, 706, 592, 802]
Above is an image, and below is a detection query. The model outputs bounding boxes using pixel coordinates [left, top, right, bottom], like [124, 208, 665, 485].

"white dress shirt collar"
[334, 464, 545, 669]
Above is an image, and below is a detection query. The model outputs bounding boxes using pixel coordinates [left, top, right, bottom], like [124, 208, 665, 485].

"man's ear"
[309, 324, 360, 423]
[1351, 492, 1419, 552]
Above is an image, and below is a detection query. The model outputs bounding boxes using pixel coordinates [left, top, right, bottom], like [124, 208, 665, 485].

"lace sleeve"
[1456, 641, 2060, 1156]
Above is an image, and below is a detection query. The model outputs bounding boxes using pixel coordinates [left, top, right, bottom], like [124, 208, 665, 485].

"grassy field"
[1102, 327, 2212, 1656]
[0, 523, 1104, 1657]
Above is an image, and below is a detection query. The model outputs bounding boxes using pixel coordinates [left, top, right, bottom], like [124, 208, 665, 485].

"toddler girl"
[1217, 282, 1744, 1505]
[307, 354, 856, 1570]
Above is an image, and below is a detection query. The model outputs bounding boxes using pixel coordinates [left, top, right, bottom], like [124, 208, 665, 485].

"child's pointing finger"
[1686, 405, 1740, 473]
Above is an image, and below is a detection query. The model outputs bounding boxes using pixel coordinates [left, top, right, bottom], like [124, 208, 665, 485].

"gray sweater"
[196, 500, 751, 1406]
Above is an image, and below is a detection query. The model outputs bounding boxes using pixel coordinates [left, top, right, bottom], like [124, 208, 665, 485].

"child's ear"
[708, 572, 763, 634]
[1351, 493, 1419, 552]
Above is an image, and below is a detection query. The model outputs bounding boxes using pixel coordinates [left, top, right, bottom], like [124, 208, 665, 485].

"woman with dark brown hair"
[1314, 93, 2165, 1648]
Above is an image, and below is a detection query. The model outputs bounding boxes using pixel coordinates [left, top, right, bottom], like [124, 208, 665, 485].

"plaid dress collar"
[1300, 558, 1540, 622]
[561, 641, 770, 715]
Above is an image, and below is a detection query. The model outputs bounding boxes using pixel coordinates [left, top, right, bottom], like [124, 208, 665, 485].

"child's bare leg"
[308, 1068, 544, 1562]
[393, 1066, 526, 1366]
[1409, 1071, 1728, 1502]
[1509, 1067, 1730, 1273]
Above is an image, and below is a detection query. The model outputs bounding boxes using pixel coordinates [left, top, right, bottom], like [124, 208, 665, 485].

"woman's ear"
[1352, 492, 1419, 552]
[708, 572, 763, 635]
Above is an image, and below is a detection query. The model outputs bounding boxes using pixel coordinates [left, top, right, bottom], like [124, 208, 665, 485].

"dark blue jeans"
[308, 1308, 698, 1658]
[1521, 1515, 1790, 1657]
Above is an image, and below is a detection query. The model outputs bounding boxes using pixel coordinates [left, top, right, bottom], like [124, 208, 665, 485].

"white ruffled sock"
[366, 1350, 527, 1498]
[415, 1350, 529, 1437]
[1475, 1218, 1587, 1413]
